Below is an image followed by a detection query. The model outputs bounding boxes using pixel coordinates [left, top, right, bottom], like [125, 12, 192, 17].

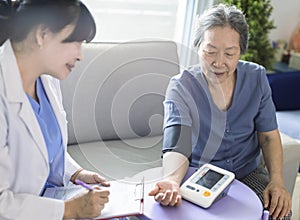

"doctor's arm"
[258, 129, 291, 219]
[70, 168, 110, 186]
[0, 102, 109, 220]
[54, 77, 110, 188]
[63, 187, 110, 219]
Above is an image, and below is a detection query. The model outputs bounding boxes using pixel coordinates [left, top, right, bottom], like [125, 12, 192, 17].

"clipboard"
[95, 178, 144, 219]
[43, 178, 144, 219]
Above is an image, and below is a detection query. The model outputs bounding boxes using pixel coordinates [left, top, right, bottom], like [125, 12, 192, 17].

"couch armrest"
[259, 132, 300, 196]
[280, 132, 300, 196]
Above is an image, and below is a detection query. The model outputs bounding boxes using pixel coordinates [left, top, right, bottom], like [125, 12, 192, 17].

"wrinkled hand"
[263, 181, 291, 219]
[64, 186, 109, 219]
[148, 180, 182, 206]
[76, 169, 110, 187]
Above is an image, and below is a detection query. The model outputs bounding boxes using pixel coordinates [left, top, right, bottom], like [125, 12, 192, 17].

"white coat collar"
[0, 40, 49, 165]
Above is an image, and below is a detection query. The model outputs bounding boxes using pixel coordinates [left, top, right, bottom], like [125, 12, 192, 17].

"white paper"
[43, 180, 144, 219]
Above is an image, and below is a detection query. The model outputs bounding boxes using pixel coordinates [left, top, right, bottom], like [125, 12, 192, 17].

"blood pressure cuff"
[162, 125, 192, 161]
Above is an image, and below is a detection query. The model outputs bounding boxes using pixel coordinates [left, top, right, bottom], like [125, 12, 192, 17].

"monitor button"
[203, 191, 211, 197]
[186, 185, 195, 190]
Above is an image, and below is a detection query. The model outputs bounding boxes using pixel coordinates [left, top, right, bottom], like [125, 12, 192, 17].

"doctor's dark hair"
[0, 0, 96, 46]
[193, 4, 249, 55]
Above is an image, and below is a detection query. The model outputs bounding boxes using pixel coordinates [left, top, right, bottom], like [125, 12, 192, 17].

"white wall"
[269, 0, 300, 42]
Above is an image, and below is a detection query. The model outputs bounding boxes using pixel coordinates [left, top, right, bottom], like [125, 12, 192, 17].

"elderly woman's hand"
[148, 179, 182, 206]
[263, 180, 291, 219]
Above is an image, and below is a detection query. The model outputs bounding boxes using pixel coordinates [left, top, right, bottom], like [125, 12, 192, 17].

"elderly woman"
[149, 4, 291, 220]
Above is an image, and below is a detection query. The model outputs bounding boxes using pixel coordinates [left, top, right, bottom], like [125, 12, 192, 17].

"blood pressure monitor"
[180, 163, 235, 208]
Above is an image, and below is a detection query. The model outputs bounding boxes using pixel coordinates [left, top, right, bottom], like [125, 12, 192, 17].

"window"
[82, 0, 213, 66]
[82, 0, 182, 42]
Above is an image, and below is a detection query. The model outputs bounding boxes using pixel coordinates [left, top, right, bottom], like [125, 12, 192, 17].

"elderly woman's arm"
[148, 152, 189, 206]
[258, 129, 292, 219]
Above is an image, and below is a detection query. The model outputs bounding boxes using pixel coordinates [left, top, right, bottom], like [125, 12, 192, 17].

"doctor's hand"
[263, 180, 291, 220]
[148, 179, 182, 206]
[72, 169, 110, 187]
[63, 185, 110, 219]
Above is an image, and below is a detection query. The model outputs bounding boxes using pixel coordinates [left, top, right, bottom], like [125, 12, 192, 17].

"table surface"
[128, 167, 263, 220]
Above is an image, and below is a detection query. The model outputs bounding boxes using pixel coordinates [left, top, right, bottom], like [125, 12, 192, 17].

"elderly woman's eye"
[226, 53, 234, 56]
[226, 53, 238, 58]
[204, 50, 217, 55]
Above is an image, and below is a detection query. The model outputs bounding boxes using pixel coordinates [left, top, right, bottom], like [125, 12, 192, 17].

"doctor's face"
[198, 26, 241, 85]
[39, 24, 83, 80]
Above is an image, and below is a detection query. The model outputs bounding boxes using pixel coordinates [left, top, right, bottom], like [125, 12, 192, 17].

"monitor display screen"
[195, 169, 224, 189]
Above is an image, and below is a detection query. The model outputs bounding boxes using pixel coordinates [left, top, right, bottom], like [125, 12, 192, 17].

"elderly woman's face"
[198, 26, 240, 84]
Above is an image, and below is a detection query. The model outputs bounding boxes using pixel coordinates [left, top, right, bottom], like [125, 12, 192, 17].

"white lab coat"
[0, 40, 81, 219]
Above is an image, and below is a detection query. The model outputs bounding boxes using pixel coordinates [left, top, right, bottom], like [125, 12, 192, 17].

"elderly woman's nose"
[213, 53, 225, 67]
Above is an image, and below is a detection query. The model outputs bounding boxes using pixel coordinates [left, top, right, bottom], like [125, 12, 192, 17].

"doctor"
[0, 0, 110, 219]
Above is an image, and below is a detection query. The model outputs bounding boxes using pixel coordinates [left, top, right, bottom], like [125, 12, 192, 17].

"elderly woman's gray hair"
[193, 4, 249, 55]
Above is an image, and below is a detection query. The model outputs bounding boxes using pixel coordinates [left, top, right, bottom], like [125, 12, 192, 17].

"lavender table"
[128, 167, 264, 220]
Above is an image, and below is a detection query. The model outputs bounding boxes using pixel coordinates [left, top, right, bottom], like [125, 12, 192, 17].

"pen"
[74, 179, 94, 191]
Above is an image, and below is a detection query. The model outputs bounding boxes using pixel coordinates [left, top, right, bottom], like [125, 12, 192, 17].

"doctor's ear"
[35, 25, 50, 49]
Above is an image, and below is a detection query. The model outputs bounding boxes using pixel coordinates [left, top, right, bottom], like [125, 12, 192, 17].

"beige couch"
[61, 41, 179, 180]
[61, 41, 300, 198]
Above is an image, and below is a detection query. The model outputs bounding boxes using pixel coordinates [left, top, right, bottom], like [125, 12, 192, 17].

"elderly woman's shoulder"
[171, 65, 200, 80]
[238, 60, 266, 74]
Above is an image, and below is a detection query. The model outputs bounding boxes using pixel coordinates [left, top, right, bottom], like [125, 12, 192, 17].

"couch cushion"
[267, 71, 300, 110]
[61, 41, 179, 145]
[67, 136, 163, 180]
